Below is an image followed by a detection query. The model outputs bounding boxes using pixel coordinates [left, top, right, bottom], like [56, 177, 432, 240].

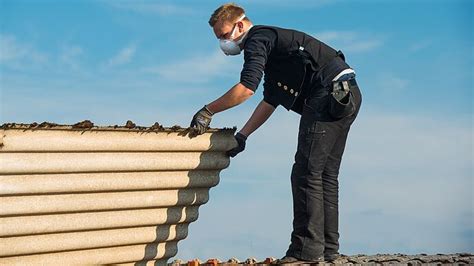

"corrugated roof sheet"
[0, 121, 236, 265]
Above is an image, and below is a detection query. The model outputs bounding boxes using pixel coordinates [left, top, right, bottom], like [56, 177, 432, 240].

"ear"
[237, 21, 244, 32]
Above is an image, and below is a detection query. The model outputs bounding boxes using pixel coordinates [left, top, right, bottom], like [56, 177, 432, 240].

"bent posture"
[190, 3, 362, 264]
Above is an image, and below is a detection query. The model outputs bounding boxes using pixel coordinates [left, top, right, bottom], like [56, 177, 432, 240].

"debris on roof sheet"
[227, 258, 240, 264]
[150, 122, 165, 131]
[72, 120, 94, 129]
[169, 253, 473, 265]
[0, 120, 237, 134]
[170, 125, 183, 130]
[205, 258, 221, 265]
[263, 257, 276, 264]
[124, 120, 136, 129]
[244, 258, 258, 264]
[38, 122, 59, 127]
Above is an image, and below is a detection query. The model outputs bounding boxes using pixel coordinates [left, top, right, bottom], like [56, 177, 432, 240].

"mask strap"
[236, 24, 253, 45]
[230, 14, 246, 38]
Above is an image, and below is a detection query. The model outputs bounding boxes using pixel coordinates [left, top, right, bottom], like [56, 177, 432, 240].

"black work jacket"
[240, 25, 350, 114]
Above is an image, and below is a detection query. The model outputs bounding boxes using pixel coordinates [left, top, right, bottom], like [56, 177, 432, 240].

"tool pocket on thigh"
[329, 80, 356, 119]
[299, 112, 326, 140]
[307, 120, 326, 141]
[296, 118, 326, 163]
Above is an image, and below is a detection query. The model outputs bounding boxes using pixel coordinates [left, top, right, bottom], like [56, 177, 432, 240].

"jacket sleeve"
[240, 29, 276, 92]
[262, 79, 280, 108]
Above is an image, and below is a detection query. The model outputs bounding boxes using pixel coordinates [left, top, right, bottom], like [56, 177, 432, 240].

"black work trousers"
[285, 79, 362, 260]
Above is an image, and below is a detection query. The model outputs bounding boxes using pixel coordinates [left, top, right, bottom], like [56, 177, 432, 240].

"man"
[190, 3, 362, 264]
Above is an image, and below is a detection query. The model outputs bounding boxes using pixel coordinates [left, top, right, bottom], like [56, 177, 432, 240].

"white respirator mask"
[219, 14, 251, 56]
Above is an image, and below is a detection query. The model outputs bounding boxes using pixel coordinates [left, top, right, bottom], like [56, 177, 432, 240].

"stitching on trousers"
[300, 174, 308, 259]
[300, 125, 315, 259]
[305, 120, 329, 258]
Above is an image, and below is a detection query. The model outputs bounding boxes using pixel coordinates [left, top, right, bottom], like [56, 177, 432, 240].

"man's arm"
[225, 99, 276, 157]
[189, 82, 254, 135]
[239, 99, 276, 137]
[206, 83, 255, 114]
[190, 28, 275, 135]
[226, 100, 275, 157]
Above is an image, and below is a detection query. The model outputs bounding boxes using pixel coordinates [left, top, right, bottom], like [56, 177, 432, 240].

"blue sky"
[1, 0, 473, 261]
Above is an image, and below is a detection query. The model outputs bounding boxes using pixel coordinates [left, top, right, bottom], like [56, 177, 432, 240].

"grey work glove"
[190, 105, 214, 135]
[226, 132, 247, 157]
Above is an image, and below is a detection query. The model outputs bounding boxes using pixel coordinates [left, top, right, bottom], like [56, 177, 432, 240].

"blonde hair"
[208, 2, 249, 27]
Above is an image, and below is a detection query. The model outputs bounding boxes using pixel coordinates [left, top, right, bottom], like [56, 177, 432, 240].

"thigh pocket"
[299, 111, 327, 140]
[296, 118, 327, 163]
[306, 120, 326, 141]
[295, 120, 327, 164]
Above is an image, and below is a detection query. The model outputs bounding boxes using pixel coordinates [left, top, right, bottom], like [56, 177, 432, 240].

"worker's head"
[209, 2, 253, 55]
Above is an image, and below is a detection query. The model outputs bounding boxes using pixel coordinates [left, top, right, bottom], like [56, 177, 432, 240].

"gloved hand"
[190, 105, 214, 135]
[226, 132, 247, 157]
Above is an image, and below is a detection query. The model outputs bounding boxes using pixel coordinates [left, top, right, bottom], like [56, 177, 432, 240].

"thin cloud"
[105, 1, 196, 16]
[409, 40, 432, 52]
[141, 49, 242, 84]
[0, 34, 48, 69]
[314, 30, 359, 42]
[240, 0, 340, 8]
[0, 34, 27, 62]
[313, 30, 384, 53]
[374, 72, 410, 94]
[59, 45, 83, 70]
[104, 44, 137, 68]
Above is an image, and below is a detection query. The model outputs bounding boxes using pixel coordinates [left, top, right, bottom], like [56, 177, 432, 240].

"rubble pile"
[169, 253, 473, 265]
